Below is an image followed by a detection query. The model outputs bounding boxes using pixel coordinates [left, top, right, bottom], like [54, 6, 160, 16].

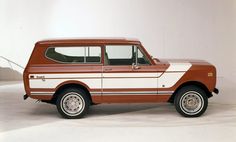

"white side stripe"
[166, 62, 192, 72]
[29, 78, 101, 89]
[29, 73, 162, 78]
[103, 73, 162, 78]
[29, 62, 192, 89]
[29, 73, 101, 79]
[157, 63, 192, 88]
[102, 78, 157, 88]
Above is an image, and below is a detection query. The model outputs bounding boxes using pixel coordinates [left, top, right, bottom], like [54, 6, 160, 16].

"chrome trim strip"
[31, 92, 54, 96]
[91, 92, 157, 95]
[31, 92, 55, 93]
[157, 91, 174, 94]
[91, 93, 158, 96]
[90, 91, 174, 96]
[30, 91, 174, 96]
[91, 91, 174, 94]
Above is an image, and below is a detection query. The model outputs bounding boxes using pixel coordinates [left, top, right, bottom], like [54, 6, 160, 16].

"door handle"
[104, 68, 112, 71]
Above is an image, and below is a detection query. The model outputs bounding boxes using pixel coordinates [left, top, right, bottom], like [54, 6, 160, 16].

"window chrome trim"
[135, 46, 138, 65]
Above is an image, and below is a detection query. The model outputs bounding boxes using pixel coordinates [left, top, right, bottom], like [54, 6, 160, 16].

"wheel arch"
[168, 81, 212, 103]
[51, 80, 93, 104]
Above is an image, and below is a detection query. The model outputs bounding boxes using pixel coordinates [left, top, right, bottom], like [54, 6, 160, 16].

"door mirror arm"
[132, 63, 140, 70]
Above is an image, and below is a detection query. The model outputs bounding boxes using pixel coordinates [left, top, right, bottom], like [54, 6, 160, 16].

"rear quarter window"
[45, 46, 101, 64]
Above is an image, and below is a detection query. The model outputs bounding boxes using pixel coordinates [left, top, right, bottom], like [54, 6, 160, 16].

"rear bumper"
[213, 88, 219, 94]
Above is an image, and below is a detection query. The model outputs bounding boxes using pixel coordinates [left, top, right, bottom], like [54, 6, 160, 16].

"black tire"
[174, 85, 208, 117]
[56, 87, 90, 119]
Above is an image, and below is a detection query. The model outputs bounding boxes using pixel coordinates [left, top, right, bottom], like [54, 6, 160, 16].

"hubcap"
[180, 91, 204, 115]
[61, 92, 85, 116]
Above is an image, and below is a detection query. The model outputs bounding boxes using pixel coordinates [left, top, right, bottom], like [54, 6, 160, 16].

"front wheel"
[56, 88, 90, 119]
[174, 85, 208, 117]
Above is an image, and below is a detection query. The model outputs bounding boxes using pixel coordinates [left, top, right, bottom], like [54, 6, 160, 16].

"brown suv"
[23, 38, 218, 118]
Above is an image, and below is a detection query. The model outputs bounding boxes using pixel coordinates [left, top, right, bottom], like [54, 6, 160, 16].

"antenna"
[0, 56, 24, 74]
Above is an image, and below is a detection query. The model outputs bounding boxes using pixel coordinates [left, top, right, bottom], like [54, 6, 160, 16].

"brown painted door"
[101, 45, 160, 103]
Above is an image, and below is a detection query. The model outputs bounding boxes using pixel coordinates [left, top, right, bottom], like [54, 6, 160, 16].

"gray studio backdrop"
[0, 0, 235, 103]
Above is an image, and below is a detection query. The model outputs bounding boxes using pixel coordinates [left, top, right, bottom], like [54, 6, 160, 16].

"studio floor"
[0, 80, 236, 142]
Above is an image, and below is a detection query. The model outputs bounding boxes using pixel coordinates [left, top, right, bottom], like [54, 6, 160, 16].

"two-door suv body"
[23, 38, 218, 118]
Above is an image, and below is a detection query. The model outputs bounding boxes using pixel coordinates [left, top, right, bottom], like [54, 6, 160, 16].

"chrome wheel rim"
[61, 92, 85, 116]
[180, 91, 204, 115]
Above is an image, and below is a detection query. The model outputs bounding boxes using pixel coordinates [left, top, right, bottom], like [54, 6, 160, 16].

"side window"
[105, 45, 134, 65]
[105, 45, 150, 65]
[45, 46, 101, 63]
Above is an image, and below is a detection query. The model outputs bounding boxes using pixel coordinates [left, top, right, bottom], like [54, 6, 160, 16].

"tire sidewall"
[56, 88, 90, 119]
[174, 85, 208, 117]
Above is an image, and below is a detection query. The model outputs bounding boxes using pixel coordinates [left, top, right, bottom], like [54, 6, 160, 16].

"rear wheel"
[56, 88, 90, 119]
[174, 85, 208, 117]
